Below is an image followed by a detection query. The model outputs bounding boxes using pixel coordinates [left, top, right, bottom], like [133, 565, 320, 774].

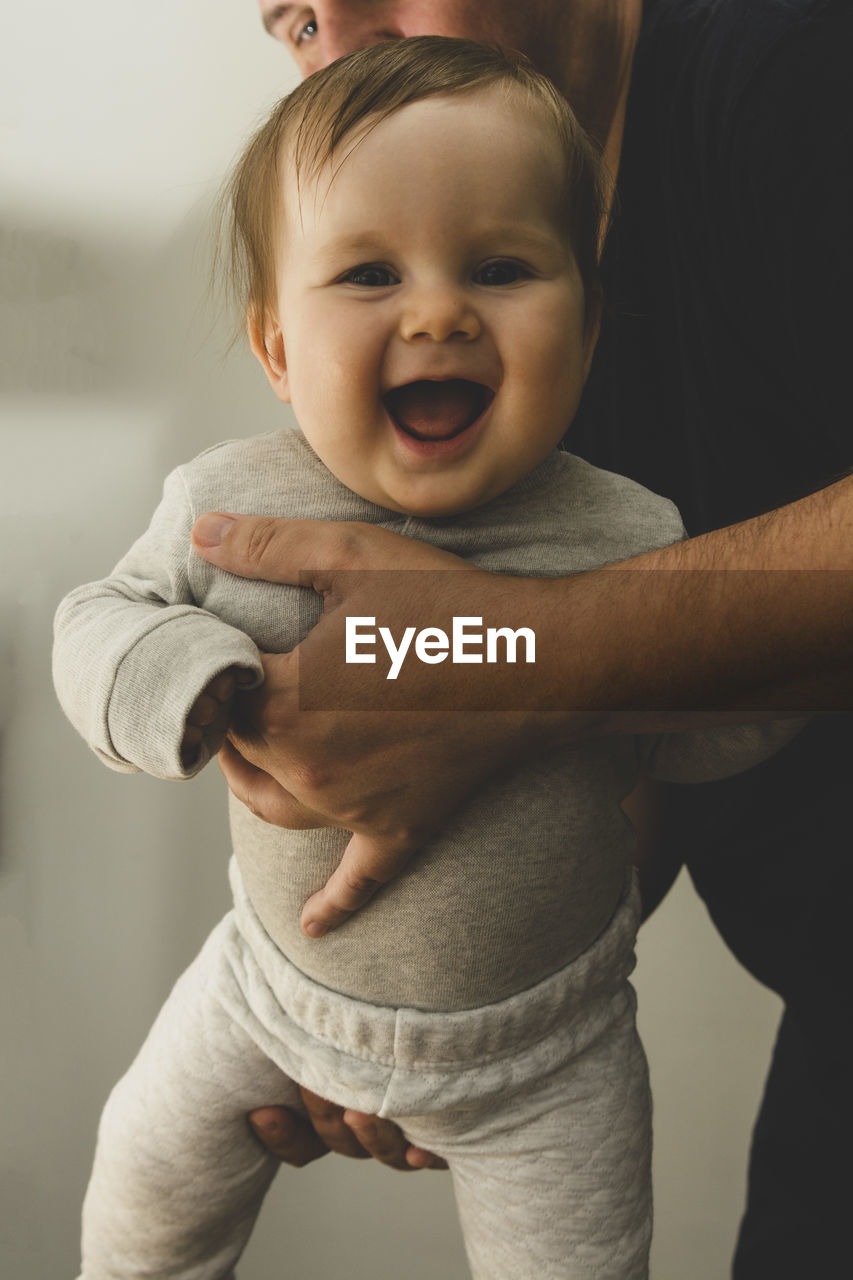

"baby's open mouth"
[384, 380, 494, 441]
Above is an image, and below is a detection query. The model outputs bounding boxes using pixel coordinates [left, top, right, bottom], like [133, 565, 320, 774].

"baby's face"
[259, 87, 596, 517]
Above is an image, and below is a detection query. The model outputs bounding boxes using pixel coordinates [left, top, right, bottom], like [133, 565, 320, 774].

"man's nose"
[400, 286, 482, 344]
[316, 2, 402, 64]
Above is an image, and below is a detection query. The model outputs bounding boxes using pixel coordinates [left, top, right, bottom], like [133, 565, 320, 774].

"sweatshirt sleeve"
[52, 467, 264, 780]
[636, 718, 805, 784]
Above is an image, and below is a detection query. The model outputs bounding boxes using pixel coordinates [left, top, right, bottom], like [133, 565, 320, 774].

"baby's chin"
[344, 455, 529, 518]
[362, 482, 506, 521]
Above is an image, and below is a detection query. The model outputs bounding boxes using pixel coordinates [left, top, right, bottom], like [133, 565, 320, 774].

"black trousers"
[732, 1006, 850, 1277]
[663, 715, 853, 1277]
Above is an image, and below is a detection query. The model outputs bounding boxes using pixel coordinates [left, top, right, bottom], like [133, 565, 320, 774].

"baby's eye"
[474, 260, 530, 286]
[342, 265, 399, 288]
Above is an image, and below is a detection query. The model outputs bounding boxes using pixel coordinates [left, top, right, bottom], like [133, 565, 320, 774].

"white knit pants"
[78, 871, 651, 1279]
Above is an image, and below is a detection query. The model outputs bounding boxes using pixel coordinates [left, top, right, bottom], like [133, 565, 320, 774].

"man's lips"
[383, 379, 494, 441]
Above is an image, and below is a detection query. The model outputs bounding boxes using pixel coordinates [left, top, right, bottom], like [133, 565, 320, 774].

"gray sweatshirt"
[54, 427, 797, 1010]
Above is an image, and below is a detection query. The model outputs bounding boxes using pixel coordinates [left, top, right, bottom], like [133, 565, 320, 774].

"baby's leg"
[402, 988, 652, 1280]
[79, 925, 301, 1280]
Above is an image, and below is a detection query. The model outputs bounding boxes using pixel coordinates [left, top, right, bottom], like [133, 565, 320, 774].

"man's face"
[258, 2, 553, 80]
[256, 89, 596, 518]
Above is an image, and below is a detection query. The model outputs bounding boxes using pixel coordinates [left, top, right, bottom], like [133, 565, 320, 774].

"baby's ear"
[248, 310, 290, 402]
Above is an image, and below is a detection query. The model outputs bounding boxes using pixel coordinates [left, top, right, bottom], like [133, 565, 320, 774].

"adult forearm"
[192, 477, 853, 738]
[531, 475, 853, 736]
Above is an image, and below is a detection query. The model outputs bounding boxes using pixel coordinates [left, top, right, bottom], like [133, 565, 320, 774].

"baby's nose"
[400, 286, 481, 343]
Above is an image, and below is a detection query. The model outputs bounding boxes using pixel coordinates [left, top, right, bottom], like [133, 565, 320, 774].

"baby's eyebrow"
[472, 225, 564, 253]
[316, 226, 562, 258]
[315, 234, 390, 263]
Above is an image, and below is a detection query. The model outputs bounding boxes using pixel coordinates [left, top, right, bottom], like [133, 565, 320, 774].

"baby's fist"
[180, 667, 253, 769]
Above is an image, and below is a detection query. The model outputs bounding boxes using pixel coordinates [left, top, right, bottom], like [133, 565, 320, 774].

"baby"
[54, 36, 799, 1280]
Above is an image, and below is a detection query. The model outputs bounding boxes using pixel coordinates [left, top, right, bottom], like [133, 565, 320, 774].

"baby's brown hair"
[223, 35, 610, 331]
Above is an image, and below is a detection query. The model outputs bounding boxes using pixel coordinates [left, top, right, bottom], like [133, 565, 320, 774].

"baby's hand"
[180, 667, 254, 769]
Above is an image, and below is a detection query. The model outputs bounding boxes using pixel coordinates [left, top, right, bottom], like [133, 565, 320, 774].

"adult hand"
[248, 1092, 447, 1171]
[193, 500, 849, 938]
[193, 514, 565, 938]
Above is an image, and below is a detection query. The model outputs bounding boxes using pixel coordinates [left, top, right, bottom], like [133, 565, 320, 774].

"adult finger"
[248, 1106, 329, 1169]
[404, 1145, 449, 1171]
[300, 833, 416, 938]
[342, 1111, 448, 1172]
[217, 739, 323, 830]
[192, 515, 370, 586]
[301, 1092, 445, 1171]
[297, 1089, 372, 1160]
[191, 514, 472, 585]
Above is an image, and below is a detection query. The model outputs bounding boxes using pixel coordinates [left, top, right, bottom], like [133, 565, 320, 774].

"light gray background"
[1, 3, 782, 1276]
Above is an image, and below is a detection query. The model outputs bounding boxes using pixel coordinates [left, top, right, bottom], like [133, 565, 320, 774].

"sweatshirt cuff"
[106, 611, 264, 779]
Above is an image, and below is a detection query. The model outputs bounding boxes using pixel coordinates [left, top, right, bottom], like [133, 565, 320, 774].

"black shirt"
[572, 0, 852, 1017]
[575, 0, 851, 531]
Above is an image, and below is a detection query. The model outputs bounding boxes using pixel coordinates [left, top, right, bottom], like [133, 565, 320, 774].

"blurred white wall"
[0, 3, 782, 1277]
